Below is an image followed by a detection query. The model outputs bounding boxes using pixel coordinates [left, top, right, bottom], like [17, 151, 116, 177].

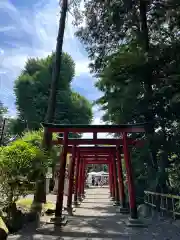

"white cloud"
[81, 106, 109, 139]
[0, 0, 88, 76]
[0, 0, 102, 120]
[0, 26, 16, 33]
[75, 61, 90, 76]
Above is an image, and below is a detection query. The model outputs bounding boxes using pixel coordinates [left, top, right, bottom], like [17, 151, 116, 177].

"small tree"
[0, 139, 49, 217]
[22, 130, 60, 204]
[22, 129, 58, 164]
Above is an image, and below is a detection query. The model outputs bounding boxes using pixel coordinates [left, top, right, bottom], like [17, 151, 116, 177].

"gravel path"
[8, 187, 180, 239]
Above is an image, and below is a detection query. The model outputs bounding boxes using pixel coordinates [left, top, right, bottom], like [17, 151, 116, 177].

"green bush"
[22, 129, 60, 168]
[0, 139, 49, 211]
[21, 130, 62, 204]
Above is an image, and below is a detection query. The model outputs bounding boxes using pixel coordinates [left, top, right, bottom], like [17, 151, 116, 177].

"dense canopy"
[13, 52, 93, 133]
[75, 0, 180, 195]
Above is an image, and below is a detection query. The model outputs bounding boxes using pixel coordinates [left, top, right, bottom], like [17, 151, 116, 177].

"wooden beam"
[81, 155, 110, 159]
[68, 146, 117, 152]
[85, 161, 110, 164]
[80, 154, 111, 157]
[43, 123, 147, 133]
[53, 139, 144, 146]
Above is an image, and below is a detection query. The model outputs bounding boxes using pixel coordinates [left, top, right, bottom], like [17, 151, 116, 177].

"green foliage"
[22, 129, 44, 147]
[0, 102, 9, 145]
[0, 139, 49, 208]
[76, 0, 180, 197]
[14, 52, 92, 133]
[6, 118, 27, 136]
[0, 102, 7, 118]
[22, 130, 60, 168]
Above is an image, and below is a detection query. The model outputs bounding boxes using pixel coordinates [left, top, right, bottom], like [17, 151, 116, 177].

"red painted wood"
[52, 139, 144, 146]
[110, 162, 115, 199]
[67, 145, 76, 209]
[84, 159, 109, 161]
[112, 156, 118, 202]
[47, 126, 145, 133]
[85, 161, 111, 164]
[80, 153, 110, 159]
[55, 131, 68, 218]
[123, 132, 137, 218]
[68, 146, 117, 152]
[77, 159, 83, 199]
[116, 147, 126, 208]
[108, 164, 112, 197]
[80, 153, 109, 159]
[80, 160, 85, 196]
[73, 152, 80, 204]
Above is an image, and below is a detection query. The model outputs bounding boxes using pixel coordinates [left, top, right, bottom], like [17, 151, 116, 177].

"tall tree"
[39, 0, 69, 204]
[14, 53, 92, 203]
[0, 101, 7, 118]
[75, 0, 180, 193]
[14, 53, 92, 132]
[16, 0, 86, 203]
[44, 0, 82, 144]
[0, 101, 8, 146]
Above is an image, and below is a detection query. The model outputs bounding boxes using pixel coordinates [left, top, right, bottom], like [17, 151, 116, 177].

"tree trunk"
[34, 0, 68, 204]
[139, 0, 158, 173]
[0, 118, 6, 146]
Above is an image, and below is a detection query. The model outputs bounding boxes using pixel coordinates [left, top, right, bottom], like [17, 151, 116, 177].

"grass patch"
[16, 198, 55, 212]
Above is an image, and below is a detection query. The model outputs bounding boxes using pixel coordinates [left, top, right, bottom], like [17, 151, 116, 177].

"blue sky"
[0, 0, 104, 131]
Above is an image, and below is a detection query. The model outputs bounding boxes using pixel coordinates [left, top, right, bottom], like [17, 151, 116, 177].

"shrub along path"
[8, 187, 180, 239]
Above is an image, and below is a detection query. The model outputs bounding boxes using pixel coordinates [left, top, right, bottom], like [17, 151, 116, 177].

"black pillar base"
[126, 217, 147, 227]
[74, 201, 81, 207]
[66, 207, 76, 216]
[130, 207, 138, 219]
[81, 194, 85, 199]
[126, 207, 147, 227]
[110, 197, 115, 201]
[50, 216, 67, 226]
[113, 201, 120, 206]
[78, 196, 83, 202]
[118, 207, 129, 214]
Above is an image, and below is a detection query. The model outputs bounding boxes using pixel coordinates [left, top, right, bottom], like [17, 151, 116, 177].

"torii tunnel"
[43, 123, 147, 223]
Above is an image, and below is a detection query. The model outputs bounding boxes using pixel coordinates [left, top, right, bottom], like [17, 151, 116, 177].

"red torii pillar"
[74, 151, 80, 206]
[54, 132, 68, 223]
[116, 146, 129, 213]
[81, 160, 86, 198]
[122, 132, 138, 220]
[66, 145, 76, 215]
[79, 158, 85, 201]
[110, 160, 115, 201]
[108, 163, 113, 198]
[111, 155, 120, 206]
[77, 158, 83, 202]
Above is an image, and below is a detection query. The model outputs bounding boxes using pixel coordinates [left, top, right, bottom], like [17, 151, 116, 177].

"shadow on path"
[8, 187, 180, 240]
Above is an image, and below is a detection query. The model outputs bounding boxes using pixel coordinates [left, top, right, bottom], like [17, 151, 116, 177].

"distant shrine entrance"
[43, 123, 147, 225]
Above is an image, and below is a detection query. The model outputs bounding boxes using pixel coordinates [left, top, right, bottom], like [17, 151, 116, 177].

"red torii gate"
[76, 158, 110, 198]
[67, 146, 140, 214]
[67, 152, 114, 212]
[43, 122, 147, 225]
[82, 158, 117, 205]
[77, 153, 125, 211]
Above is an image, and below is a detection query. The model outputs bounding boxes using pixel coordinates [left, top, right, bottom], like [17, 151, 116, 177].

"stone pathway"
[8, 187, 180, 239]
